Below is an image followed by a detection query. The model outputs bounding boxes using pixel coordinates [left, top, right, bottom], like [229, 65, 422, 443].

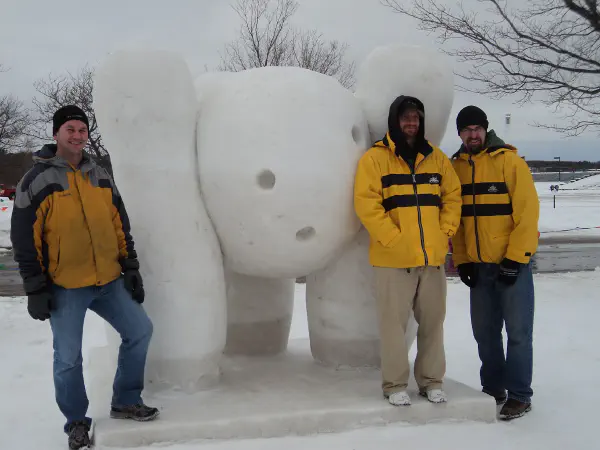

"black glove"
[457, 263, 478, 288]
[27, 288, 53, 321]
[498, 258, 520, 285]
[121, 258, 145, 303]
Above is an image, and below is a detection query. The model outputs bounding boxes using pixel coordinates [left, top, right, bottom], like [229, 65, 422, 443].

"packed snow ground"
[537, 174, 600, 238]
[1, 272, 599, 450]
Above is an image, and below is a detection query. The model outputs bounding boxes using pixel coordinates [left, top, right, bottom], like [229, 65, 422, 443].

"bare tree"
[292, 30, 356, 89]
[220, 0, 356, 89]
[29, 65, 111, 170]
[382, 0, 600, 136]
[0, 95, 30, 155]
[0, 65, 31, 155]
[0, 150, 34, 186]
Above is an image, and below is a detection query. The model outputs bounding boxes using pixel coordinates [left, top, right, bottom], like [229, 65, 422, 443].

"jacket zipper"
[411, 165, 429, 266]
[74, 169, 99, 280]
[468, 156, 483, 262]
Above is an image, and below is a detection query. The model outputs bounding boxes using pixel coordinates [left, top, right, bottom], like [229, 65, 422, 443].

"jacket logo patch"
[488, 184, 498, 193]
[429, 176, 440, 185]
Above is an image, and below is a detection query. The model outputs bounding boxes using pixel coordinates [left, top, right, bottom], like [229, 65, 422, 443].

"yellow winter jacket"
[451, 130, 539, 266]
[11, 145, 135, 292]
[354, 133, 462, 269]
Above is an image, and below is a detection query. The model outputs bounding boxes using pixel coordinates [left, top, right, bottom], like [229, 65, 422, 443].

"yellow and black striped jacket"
[10, 145, 135, 293]
[354, 134, 462, 269]
[451, 130, 539, 266]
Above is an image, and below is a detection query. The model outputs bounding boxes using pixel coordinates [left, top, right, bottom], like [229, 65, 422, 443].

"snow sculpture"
[93, 44, 454, 391]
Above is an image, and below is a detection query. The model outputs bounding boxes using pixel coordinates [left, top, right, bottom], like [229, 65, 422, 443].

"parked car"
[0, 184, 16, 200]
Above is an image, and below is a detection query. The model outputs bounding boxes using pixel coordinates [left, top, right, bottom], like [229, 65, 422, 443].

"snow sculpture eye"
[296, 226, 316, 242]
[257, 169, 276, 190]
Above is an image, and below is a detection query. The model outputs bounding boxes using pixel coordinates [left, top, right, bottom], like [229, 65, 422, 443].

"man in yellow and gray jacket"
[11, 105, 158, 449]
[354, 96, 462, 407]
[452, 105, 539, 421]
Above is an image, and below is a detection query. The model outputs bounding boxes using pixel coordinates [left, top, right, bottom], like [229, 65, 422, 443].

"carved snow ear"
[93, 50, 197, 163]
[354, 44, 454, 147]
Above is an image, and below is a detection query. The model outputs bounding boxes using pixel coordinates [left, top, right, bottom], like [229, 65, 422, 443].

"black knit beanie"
[456, 105, 488, 134]
[52, 105, 89, 135]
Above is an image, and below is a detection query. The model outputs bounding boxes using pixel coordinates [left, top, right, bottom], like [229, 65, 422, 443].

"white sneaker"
[421, 389, 447, 403]
[388, 391, 411, 406]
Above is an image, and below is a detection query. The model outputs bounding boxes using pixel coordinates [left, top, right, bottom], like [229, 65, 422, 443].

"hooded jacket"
[10, 144, 135, 292]
[451, 130, 539, 266]
[354, 96, 462, 269]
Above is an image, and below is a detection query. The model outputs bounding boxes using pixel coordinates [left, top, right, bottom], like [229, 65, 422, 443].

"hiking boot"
[483, 389, 507, 405]
[499, 398, 531, 420]
[66, 421, 91, 450]
[110, 403, 160, 421]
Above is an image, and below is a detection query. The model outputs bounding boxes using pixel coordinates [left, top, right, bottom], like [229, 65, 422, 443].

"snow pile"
[562, 172, 600, 190]
[536, 180, 600, 237]
[0, 198, 12, 248]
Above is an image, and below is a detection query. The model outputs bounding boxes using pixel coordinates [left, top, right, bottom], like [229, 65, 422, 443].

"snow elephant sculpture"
[93, 44, 454, 392]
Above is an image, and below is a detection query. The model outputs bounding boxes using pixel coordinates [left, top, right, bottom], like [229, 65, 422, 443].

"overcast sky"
[1, 0, 597, 161]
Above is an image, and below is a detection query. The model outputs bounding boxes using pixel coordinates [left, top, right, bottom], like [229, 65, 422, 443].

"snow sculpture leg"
[93, 50, 227, 392]
[306, 44, 453, 367]
[306, 228, 417, 368]
[224, 271, 295, 356]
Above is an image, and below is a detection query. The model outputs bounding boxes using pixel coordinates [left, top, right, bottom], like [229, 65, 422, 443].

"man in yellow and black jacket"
[10, 105, 158, 449]
[451, 105, 539, 421]
[354, 95, 462, 407]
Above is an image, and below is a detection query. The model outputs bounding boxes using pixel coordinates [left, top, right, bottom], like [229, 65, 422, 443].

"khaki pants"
[375, 266, 447, 395]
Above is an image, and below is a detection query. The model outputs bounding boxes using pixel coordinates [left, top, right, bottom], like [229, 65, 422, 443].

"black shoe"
[499, 398, 532, 420]
[110, 403, 160, 421]
[66, 421, 91, 450]
[483, 388, 507, 405]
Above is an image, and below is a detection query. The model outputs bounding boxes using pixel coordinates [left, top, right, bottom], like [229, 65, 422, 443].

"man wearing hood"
[10, 106, 158, 449]
[354, 96, 462, 406]
[452, 105, 539, 420]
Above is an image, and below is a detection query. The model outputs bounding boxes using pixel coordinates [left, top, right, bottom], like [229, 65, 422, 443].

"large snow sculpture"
[93, 44, 454, 391]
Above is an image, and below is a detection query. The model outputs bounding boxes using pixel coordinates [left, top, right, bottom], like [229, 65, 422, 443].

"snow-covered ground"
[537, 174, 600, 238]
[0, 197, 12, 248]
[2, 272, 600, 450]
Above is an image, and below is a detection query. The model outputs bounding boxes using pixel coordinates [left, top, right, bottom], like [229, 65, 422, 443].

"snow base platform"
[91, 339, 496, 448]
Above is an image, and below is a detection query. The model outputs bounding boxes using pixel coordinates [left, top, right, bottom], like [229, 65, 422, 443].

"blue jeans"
[470, 263, 535, 403]
[49, 277, 153, 432]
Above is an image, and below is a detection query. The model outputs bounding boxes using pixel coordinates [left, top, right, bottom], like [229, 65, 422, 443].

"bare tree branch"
[381, 0, 600, 135]
[219, 0, 356, 89]
[0, 95, 30, 155]
[0, 64, 31, 155]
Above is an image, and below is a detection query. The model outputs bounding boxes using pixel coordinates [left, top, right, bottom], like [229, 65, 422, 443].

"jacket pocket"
[487, 214, 514, 240]
[385, 229, 404, 248]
